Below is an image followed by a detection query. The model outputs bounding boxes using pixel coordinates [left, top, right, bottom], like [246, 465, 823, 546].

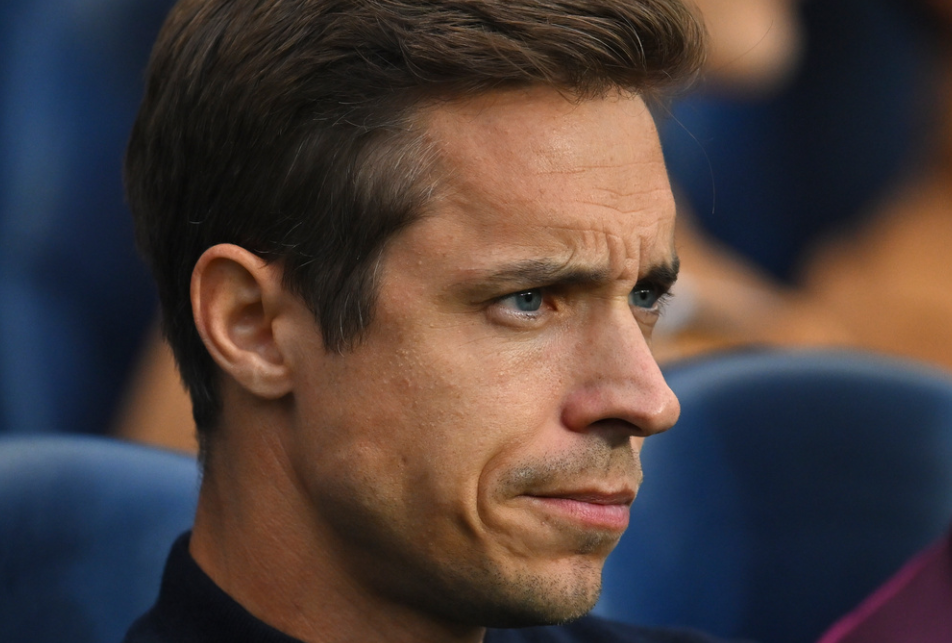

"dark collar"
[128, 532, 686, 643]
[129, 532, 303, 643]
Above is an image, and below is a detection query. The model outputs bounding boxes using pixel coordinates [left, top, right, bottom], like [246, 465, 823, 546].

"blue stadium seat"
[595, 350, 952, 643]
[0, 435, 198, 643]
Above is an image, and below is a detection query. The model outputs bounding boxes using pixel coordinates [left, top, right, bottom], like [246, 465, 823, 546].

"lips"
[538, 489, 635, 505]
[521, 488, 635, 532]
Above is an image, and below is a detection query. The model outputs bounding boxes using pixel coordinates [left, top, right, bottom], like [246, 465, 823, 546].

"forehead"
[414, 88, 676, 277]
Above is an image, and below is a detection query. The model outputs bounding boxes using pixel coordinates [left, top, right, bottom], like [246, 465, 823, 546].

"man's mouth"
[520, 489, 635, 533]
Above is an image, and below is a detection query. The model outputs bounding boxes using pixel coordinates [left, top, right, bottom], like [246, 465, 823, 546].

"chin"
[479, 593, 599, 628]
[472, 571, 602, 628]
[420, 554, 606, 629]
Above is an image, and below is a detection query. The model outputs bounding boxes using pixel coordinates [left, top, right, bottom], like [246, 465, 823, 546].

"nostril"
[588, 418, 645, 444]
[560, 375, 678, 435]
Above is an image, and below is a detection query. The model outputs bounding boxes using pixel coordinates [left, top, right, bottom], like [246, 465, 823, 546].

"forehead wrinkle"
[411, 88, 676, 291]
[531, 167, 672, 227]
[458, 257, 612, 290]
[533, 157, 665, 185]
[422, 193, 674, 284]
[639, 226, 677, 281]
[535, 157, 657, 174]
[505, 225, 672, 286]
[421, 104, 670, 233]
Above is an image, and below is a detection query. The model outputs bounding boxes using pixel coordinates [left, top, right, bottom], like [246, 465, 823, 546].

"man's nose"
[560, 310, 680, 438]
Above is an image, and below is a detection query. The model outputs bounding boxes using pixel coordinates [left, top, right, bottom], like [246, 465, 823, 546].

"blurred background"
[655, 0, 952, 368]
[0, 0, 175, 441]
[4, 0, 952, 452]
[2, 1, 952, 642]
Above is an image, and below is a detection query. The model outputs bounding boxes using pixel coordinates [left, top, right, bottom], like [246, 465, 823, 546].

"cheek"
[430, 331, 563, 430]
[395, 334, 561, 481]
[292, 317, 570, 538]
[391, 334, 566, 514]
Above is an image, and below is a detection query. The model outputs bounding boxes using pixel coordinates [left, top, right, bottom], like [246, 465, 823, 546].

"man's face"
[284, 87, 680, 627]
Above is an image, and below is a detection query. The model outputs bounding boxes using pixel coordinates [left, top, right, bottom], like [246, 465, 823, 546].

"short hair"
[126, 0, 704, 443]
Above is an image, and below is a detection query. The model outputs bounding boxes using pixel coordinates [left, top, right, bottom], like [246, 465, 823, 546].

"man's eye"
[629, 287, 662, 310]
[501, 290, 543, 313]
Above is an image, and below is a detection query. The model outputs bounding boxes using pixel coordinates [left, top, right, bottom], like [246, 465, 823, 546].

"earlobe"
[192, 244, 293, 399]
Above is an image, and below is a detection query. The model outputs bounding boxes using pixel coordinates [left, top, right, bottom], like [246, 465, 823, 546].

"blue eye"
[629, 287, 660, 310]
[504, 290, 543, 312]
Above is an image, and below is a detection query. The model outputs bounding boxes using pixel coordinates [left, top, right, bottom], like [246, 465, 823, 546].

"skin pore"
[188, 86, 680, 643]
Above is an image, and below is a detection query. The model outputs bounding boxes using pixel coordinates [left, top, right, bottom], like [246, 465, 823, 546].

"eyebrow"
[639, 256, 680, 289]
[453, 255, 680, 299]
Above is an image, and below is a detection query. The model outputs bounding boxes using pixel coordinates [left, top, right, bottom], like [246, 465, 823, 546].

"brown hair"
[126, 0, 704, 441]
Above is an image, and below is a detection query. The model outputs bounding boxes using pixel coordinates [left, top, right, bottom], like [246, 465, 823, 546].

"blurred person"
[120, 2, 743, 643]
[799, 0, 952, 371]
[644, 0, 857, 360]
[816, 525, 952, 642]
[652, 0, 943, 362]
[687, 0, 803, 94]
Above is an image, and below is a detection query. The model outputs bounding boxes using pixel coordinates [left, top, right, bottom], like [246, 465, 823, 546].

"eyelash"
[496, 289, 549, 316]
[629, 286, 672, 314]
[494, 285, 673, 319]
[646, 292, 674, 320]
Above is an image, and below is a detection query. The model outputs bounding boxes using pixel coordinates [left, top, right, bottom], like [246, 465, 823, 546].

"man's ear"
[191, 244, 293, 399]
